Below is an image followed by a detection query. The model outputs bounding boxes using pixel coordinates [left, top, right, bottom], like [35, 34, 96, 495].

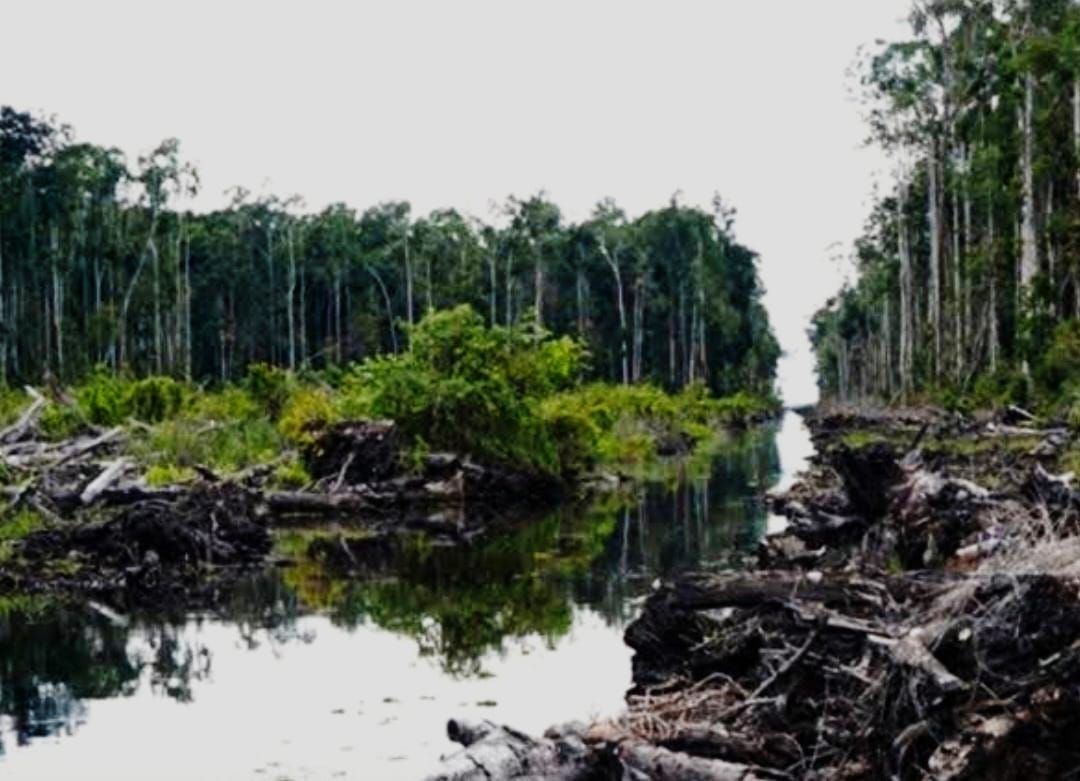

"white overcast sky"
[5, 0, 911, 405]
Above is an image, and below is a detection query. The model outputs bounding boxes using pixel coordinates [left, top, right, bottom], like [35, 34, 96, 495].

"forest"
[811, 0, 1080, 413]
[0, 106, 778, 397]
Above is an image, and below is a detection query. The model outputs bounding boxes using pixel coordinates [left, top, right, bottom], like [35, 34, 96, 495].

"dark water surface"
[0, 412, 812, 780]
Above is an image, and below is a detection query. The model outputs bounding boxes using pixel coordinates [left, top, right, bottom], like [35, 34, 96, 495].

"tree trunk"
[1074, 78, 1080, 200]
[600, 240, 629, 385]
[286, 225, 297, 370]
[898, 176, 914, 399]
[404, 232, 414, 332]
[51, 224, 64, 380]
[1020, 71, 1038, 299]
[0, 216, 6, 386]
[364, 264, 398, 354]
[927, 144, 942, 382]
[533, 244, 544, 327]
[487, 253, 497, 327]
[988, 205, 998, 372]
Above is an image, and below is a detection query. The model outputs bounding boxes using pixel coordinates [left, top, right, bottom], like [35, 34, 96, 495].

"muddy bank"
[0, 413, 574, 606]
[427, 406, 1080, 780]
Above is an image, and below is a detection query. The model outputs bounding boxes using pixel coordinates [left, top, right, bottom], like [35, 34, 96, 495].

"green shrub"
[1040, 321, 1080, 396]
[75, 367, 128, 425]
[245, 363, 295, 419]
[272, 458, 312, 489]
[39, 402, 86, 440]
[0, 387, 30, 427]
[125, 376, 186, 423]
[191, 386, 261, 422]
[350, 306, 584, 474]
[279, 387, 340, 445]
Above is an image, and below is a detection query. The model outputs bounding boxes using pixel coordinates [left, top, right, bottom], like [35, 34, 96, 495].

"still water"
[0, 412, 812, 780]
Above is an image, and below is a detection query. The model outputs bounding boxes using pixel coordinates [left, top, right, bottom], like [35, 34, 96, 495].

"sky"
[4, 0, 912, 405]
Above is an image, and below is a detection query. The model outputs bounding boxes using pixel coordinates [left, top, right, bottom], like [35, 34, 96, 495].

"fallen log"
[80, 459, 131, 505]
[617, 742, 788, 781]
[422, 719, 602, 781]
[265, 489, 387, 517]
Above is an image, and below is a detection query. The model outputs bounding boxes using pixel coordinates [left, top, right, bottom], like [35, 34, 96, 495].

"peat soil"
[426, 405, 1080, 780]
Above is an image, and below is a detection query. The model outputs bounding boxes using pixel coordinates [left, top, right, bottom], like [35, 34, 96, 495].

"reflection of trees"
[0, 599, 228, 753]
[577, 427, 781, 625]
[0, 599, 138, 751]
[279, 508, 618, 676]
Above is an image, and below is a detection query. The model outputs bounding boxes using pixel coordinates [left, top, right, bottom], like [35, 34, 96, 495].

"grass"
[0, 507, 45, 562]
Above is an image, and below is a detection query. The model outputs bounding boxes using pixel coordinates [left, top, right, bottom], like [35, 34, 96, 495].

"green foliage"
[271, 458, 312, 489]
[350, 306, 585, 475]
[0, 508, 43, 543]
[244, 363, 295, 419]
[75, 367, 128, 426]
[278, 387, 340, 445]
[144, 464, 195, 486]
[1040, 321, 1080, 397]
[0, 387, 29, 427]
[39, 402, 86, 440]
[125, 376, 186, 423]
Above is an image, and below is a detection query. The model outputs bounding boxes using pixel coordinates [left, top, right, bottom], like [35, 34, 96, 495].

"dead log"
[422, 719, 601, 781]
[80, 459, 131, 505]
[50, 426, 123, 466]
[670, 571, 888, 613]
[617, 743, 788, 781]
[265, 489, 387, 517]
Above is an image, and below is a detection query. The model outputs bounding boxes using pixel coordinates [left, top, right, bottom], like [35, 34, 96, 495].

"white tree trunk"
[1020, 72, 1038, 295]
[1074, 78, 1080, 199]
[927, 144, 942, 381]
[287, 225, 297, 370]
[50, 225, 64, 380]
[599, 240, 629, 385]
[898, 177, 914, 399]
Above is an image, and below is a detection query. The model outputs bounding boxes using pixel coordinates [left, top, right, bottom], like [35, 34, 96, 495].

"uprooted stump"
[303, 420, 404, 486]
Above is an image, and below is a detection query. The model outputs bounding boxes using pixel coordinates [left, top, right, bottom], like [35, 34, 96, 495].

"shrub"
[39, 402, 86, 440]
[350, 306, 584, 474]
[76, 367, 128, 425]
[245, 363, 295, 419]
[279, 387, 340, 445]
[1040, 321, 1080, 396]
[125, 376, 186, 423]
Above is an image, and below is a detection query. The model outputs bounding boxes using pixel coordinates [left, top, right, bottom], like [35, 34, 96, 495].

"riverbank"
[429, 404, 1080, 779]
[0, 380, 777, 608]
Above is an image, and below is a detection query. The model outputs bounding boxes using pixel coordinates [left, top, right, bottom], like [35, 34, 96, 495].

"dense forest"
[811, 0, 1080, 410]
[0, 107, 778, 396]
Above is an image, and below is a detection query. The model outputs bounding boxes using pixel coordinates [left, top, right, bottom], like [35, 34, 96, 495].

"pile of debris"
[427, 406, 1080, 780]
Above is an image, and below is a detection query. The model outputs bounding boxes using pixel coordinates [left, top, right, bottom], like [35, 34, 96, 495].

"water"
[0, 412, 813, 780]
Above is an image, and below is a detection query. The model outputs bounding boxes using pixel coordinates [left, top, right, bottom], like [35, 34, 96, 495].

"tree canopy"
[0, 108, 778, 397]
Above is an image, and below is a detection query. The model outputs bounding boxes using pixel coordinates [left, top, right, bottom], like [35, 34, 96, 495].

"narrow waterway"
[0, 412, 813, 780]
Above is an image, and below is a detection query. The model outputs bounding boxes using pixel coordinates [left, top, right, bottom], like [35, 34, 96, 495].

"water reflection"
[0, 413, 804, 779]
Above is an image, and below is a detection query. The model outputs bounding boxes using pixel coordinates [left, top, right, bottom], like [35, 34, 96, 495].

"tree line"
[812, 0, 1080, 404]
[0, 107, 778, 396]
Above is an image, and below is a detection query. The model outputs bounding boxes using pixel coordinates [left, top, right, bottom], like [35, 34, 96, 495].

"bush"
[349, 306, 585, 474]
[76, 367, 128, 425]
[126, 376, 186, 423]
[39, 402, 86, 440]
[279, 387, 340, 445]
[1040, 321, 1080, 396]
[245, 363, 295, 419]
